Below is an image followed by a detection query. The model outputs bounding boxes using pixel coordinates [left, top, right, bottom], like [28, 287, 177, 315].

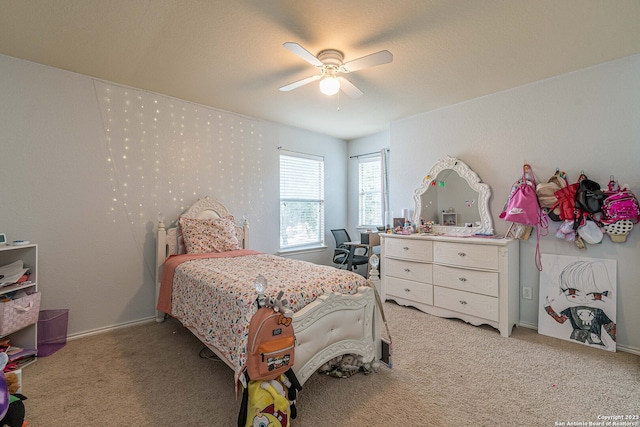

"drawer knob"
[458, 277, 467, 282]
[403, 246, 410, 251]
[404, 268, 411, 273]
[404, 288, 411, 293]
[459, 300, 468, 305]
[457, 252, 467, 257]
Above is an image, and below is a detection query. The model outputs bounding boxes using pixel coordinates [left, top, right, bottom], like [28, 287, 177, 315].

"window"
[358, 155, 382, 227]
[280, 153, 325, 250]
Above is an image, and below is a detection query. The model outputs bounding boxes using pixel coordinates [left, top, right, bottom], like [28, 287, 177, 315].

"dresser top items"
[382, 154, 513, 249]
[380, 233, 512, 246]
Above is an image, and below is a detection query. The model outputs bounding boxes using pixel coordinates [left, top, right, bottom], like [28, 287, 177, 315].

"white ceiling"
[2, 0, 640, 140]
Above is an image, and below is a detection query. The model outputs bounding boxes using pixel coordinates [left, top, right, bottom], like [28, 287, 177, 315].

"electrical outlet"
[522, 286, 532, 300]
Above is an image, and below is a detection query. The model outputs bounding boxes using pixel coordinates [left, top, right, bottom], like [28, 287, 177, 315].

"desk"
[344, 238, 380, 277]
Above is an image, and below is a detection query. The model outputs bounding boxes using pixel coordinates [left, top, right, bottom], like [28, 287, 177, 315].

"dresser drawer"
[385, 277, 433, 305]
[384, 238, 433, 262]
[434, 242, 499, 270]
[385, 258, 432, 283]
[433, 265, 499, 297]
[434, 287, 499, 322]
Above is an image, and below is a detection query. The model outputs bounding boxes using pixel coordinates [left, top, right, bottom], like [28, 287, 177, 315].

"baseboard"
[518, 321, 639, 356]
[518, 321, 537, 330]
[67, 316, 156, 341]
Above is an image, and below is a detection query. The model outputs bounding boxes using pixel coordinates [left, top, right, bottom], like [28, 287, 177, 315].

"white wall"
[0, 54, 347, 336]
[387, 54, 640, 352]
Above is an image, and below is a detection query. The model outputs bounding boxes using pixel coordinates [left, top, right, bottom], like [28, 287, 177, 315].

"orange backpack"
[246, 307, 295, 381]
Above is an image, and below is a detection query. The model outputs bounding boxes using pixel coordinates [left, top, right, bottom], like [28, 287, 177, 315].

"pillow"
[179, 215, 241, 254]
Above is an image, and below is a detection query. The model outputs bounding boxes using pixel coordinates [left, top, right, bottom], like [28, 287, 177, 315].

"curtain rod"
[349, 148, 389, 159]
[277, 146, 324, 160]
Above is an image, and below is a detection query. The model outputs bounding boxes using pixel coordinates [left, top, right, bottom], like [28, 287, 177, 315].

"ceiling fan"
[279, 42, 393, 98]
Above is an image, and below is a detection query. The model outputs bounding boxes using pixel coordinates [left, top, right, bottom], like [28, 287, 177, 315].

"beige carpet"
[23, 302, 639, 426]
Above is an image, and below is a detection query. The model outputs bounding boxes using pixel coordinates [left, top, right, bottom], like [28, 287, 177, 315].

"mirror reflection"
[413, 156, 494, 236]
[420, 170, 481, 226]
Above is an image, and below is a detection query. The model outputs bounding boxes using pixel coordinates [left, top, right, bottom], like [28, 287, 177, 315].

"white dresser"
[380, 233, 519, 337]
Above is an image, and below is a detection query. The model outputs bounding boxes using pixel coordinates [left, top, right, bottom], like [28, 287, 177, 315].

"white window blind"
[358, 155, 382, 227]
[280, 153, 325, 250]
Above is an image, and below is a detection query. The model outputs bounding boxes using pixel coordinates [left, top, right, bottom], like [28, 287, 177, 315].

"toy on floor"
[0, 352, 27, 427]
[318, 354, 380, 378]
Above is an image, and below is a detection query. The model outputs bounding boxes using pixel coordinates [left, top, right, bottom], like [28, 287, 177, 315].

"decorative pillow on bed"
[179, 215, 241, 254]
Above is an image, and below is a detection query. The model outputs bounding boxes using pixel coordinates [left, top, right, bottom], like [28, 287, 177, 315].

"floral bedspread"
[168, 251, 367, 384]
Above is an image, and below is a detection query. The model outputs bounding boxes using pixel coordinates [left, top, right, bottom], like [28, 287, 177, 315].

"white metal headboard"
[159, 196, 249, 258]
[155, 197, 250, 321]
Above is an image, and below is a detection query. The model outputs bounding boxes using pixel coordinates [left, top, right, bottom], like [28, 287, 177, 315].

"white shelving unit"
[440, 212, 458, 226]
[0, 243, 39, 368]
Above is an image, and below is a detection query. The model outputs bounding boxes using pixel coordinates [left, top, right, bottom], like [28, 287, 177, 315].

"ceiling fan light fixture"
[281, 42, 392, 98]
[319, 76, 340, 96]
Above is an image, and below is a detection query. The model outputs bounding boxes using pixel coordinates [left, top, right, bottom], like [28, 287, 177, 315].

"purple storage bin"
[37, 309, 69, 357]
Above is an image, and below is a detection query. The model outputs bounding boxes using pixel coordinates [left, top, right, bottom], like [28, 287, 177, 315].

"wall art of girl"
[543, 259, 616, 350]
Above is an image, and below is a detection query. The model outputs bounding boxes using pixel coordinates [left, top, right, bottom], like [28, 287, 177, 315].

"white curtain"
[380, 148, 390, 227]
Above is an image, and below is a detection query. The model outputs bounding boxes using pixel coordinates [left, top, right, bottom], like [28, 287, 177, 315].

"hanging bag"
[601, 177, 640, 224]
[575, 178, 605, 214]
[238, 369, 302, 427]
[246, 307, 295, 382]
[500, 164, 547, 227]
[553, 183, 579, 222]
[572, 174, 605, 231]
[536, 170, 567, 221]
[500, 163, 548, 270]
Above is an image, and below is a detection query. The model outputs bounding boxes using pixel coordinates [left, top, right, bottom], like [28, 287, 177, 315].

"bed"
[155, 197, 381, 389]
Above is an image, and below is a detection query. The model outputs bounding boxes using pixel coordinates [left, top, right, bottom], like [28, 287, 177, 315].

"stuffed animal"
[4, 374, 19, 396]
[0, 352, 27, 427]
[263, 291, 293, 318]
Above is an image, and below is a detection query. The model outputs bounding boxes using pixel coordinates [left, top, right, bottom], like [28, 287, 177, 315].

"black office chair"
[330, 229, 369, 271]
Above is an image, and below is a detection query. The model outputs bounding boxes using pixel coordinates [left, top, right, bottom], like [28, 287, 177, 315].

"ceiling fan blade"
[283, 42, 323, 67]
[342, 50, 393, 73]
[279, 74, 321, 92]
[337, 77, 363, 99]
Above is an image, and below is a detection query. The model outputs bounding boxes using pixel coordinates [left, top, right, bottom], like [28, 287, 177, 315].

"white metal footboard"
[184, 281, 380, 387]
[291, 285, 378, 385]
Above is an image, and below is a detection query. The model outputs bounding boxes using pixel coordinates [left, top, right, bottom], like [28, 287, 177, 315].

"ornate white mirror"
[413, 156, 494, 236]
